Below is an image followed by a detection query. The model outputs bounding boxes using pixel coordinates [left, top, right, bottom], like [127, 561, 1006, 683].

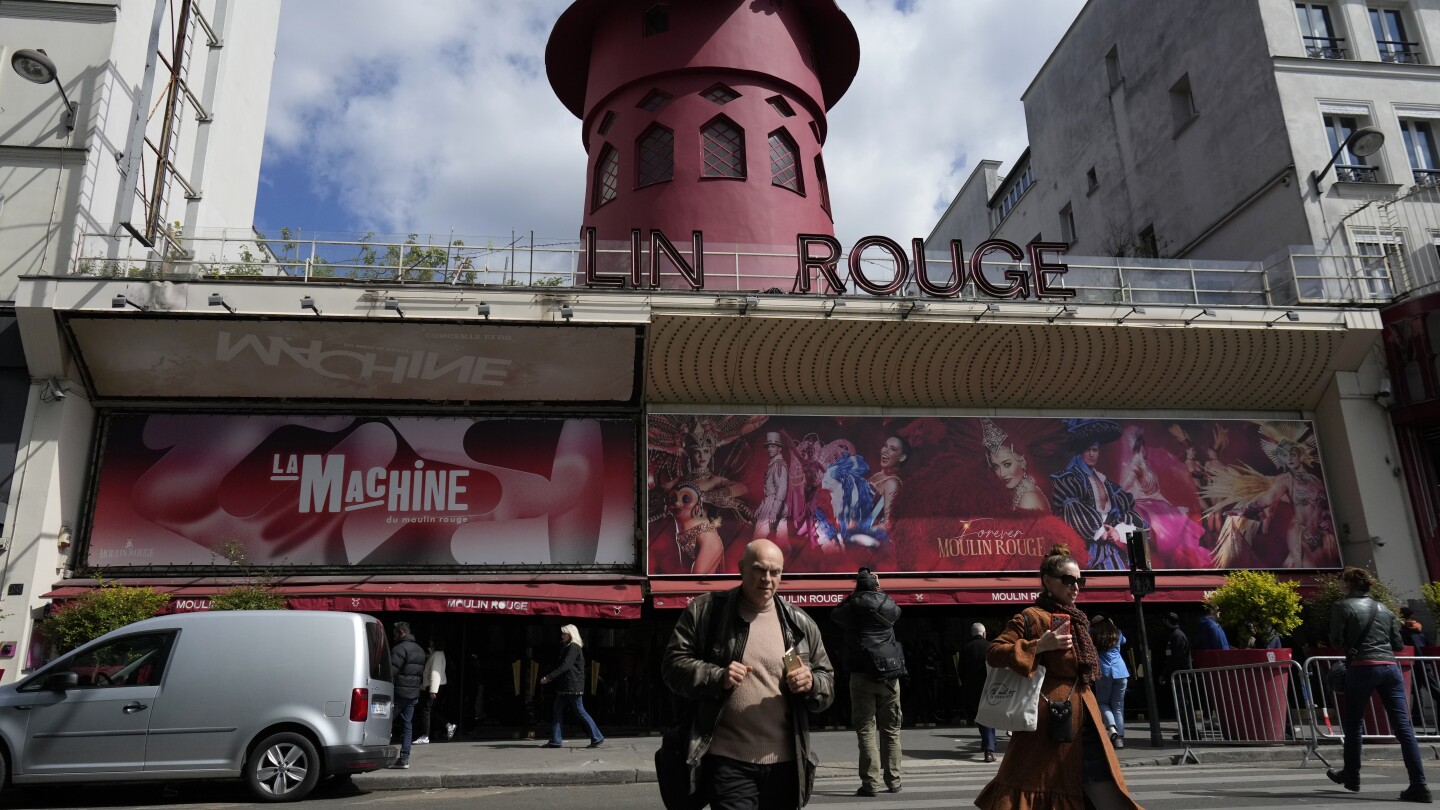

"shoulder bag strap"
[1345, 600, 1379, 660]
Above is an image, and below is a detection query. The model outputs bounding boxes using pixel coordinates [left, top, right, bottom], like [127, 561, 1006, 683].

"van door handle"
[123, 702, 148, 714]
[11, 706, 30, 711]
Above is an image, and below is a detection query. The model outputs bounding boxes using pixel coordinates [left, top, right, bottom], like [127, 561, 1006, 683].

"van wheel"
[245, 732, 320, 802]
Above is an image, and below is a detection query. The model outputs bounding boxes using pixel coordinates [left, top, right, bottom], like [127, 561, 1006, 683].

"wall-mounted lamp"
[559, 304, 575, 321]
[1311, 125, 1386, 193]
[207, 293, 236, 314]
[740, 296, 759, 316]
[1375, 376, 1394, 406]
[57, 526, 72, 551]
[1184, 307, 1216, 325]
[826, 297, 846, 317]
[476, 302, 491, 320]
[111, 294, 145, 311]
[1266, 310, 1300, 327]
[900, 300, 929, 321]
[384, 297, 405, 318]
[300, 296, 322, 316]
[973, 303, 1000, 323]
[1116, 305, 1146, 324]
[11, 49, 78, 132]
[41, 379, 65, 402]
[1047, 304, 1078, 324]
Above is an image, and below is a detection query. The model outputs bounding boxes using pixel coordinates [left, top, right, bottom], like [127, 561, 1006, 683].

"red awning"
[648, 574, 1242, 609]
[44, 581, 645, 619]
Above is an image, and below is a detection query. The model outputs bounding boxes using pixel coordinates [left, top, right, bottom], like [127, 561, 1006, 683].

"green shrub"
[1302, 572, 1401, 645]
[1207, 570, 1303, 647]
[39, 580, 169, 653]
[209, 585, 288, 611]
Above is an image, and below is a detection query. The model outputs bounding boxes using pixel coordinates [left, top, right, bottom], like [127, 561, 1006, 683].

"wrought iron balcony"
[1334, 164, 1381, 183]
[1377, 40, 1424, 64]
[1414, 168, 1440, 188]
[1303, 36, 1347, 60]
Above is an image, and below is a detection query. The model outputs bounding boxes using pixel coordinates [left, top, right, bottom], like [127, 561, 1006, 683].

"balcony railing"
[1377, 40, 1424, 64]
[67, 229, 1397, 308]
[1303, 36, 1348, 59]
[1335, 164, 1381, 183]
[1415, 168, 1440, 188]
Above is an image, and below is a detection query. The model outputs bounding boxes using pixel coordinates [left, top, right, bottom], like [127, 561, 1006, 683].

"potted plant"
[1194, 571, 1303, 742]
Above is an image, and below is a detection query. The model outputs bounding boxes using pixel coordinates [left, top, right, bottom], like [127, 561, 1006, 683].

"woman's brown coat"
[974, 606, 1144, 810]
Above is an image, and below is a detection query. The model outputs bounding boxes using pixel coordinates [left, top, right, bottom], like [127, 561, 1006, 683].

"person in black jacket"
[832, 568, 905, 796]
[957, 623, 996, 762]
[1157, 612, 1194, 740]
[539, 624, 604, 749]
[389, 621, 427, 769]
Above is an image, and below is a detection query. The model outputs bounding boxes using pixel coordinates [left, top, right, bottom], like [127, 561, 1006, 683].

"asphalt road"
[0, 763, 1423, 809]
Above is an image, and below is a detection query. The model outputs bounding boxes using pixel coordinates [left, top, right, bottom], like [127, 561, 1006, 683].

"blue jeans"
[550, 692, 603, 745]
[1095, 675, 1128, 737]
[1341, 663, 1427, 787]
[394, 695, 418, 761]
[977, 723, 997, 753]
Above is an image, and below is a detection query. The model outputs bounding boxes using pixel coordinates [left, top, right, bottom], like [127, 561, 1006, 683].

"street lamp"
[1311, 126, 1385, 192]
[11, 49, 78, 132]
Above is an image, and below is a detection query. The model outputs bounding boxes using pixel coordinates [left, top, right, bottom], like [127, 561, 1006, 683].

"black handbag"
[655, 592, 730, 810]
[1047, 683, 1075, 744]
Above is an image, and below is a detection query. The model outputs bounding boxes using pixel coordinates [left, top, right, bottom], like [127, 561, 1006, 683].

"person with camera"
[974, 545, 1143, 810]
[1326, 567, 1430, 803]
[832, 568, 905, 797]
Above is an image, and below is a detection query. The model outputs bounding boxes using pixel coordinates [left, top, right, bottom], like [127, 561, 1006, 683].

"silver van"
[0, 610, 397, 802]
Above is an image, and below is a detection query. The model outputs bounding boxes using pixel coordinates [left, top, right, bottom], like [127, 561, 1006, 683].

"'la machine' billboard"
[647, 414, 1338, 576]
[88, 414, 637, 568]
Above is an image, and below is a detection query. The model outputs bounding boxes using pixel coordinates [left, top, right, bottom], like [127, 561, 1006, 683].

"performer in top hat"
[1049, 418, 1147, 571]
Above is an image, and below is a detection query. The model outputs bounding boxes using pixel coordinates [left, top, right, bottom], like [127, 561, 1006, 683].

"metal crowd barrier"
[1169, 657, 1321, 765]
[1305, 656, 1440, 747]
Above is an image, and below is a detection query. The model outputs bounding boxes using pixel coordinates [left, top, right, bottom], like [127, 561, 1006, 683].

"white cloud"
[262, 0, 1084, 245]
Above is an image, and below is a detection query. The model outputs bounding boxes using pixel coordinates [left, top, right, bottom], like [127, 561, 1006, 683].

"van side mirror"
[43, 671, 78, 691]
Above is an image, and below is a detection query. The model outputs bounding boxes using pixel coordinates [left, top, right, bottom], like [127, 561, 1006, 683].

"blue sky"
[256, 0, 1086, 247]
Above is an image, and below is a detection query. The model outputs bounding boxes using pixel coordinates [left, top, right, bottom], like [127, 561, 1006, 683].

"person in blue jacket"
[1194, 603, 1230, 651]
[1091, 614, 1130, 749]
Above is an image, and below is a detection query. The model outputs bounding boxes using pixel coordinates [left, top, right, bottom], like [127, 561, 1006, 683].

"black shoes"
[391, 760, 409, 769]
[886, 784, 902, 794]
[855, 785, 877, 797]
[1401, 785, 1434, 803]
[983, 751, 996, 763]
[1110, 733, 1124, 750]
[542, 742, 563, 748]
[588, 739, 605, 749]
[1326, 769, 1360, 792]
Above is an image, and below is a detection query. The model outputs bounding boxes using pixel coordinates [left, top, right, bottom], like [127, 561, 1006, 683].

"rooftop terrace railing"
[70, 228, 1394, 308]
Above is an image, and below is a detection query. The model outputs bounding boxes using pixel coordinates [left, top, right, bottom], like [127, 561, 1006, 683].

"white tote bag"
[974, 663, 1047, 732]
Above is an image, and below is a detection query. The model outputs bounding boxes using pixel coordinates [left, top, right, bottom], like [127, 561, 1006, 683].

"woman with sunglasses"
[974, 545, 1144, 810]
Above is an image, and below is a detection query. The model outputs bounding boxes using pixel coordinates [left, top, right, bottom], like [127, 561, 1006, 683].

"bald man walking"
[663, 539, 836, 809]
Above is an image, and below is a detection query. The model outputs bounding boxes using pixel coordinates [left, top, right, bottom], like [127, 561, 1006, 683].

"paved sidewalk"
[354, 725, 1422, 791]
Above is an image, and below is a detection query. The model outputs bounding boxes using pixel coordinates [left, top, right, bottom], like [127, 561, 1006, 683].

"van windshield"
[366, 621, 391, 682]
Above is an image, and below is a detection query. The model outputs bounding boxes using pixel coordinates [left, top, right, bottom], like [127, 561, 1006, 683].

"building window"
[1059, 204, 1076, 245]
[1104, 45, 1122, 90]
[643, 3, 669, 37]
[597, 111, 617, 136]
[637, 89, 673, 113]
[701, 84, 740, 105]
[701, 116, 745, 179]
[1370, 7, 1422, 63]
[1351, 228, 1402, 298]
[768, 129, 803, 194]
[1296, 3, 1347, 59]
[1402, 118, 1440, 187]
[1138, 225, 1159, 258]
[1169, 74, 1199, 133]
[808, 121, 822, 144]
[1086, 167, 1098, 193]
[1325, 114, 1382, 182]
[767, 95, 796, 118]
[815, 156, 831, 217]
[994, 163, 1035, 224]
[593, 144, 619, 211]
[637, 124, 674, 187]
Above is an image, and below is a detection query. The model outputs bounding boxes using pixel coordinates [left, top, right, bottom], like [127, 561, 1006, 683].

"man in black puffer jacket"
[832, 568, 905, 797]
[389, 622, 427, 769]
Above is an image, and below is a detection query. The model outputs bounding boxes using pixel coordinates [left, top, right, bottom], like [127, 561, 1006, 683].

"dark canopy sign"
[647, 414, 1338, 576]
[88, 414, 637, 568]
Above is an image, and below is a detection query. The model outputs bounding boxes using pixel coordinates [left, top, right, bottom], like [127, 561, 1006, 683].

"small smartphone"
[782, 646, 803, 673]
[1051, 614, 1071, 635]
